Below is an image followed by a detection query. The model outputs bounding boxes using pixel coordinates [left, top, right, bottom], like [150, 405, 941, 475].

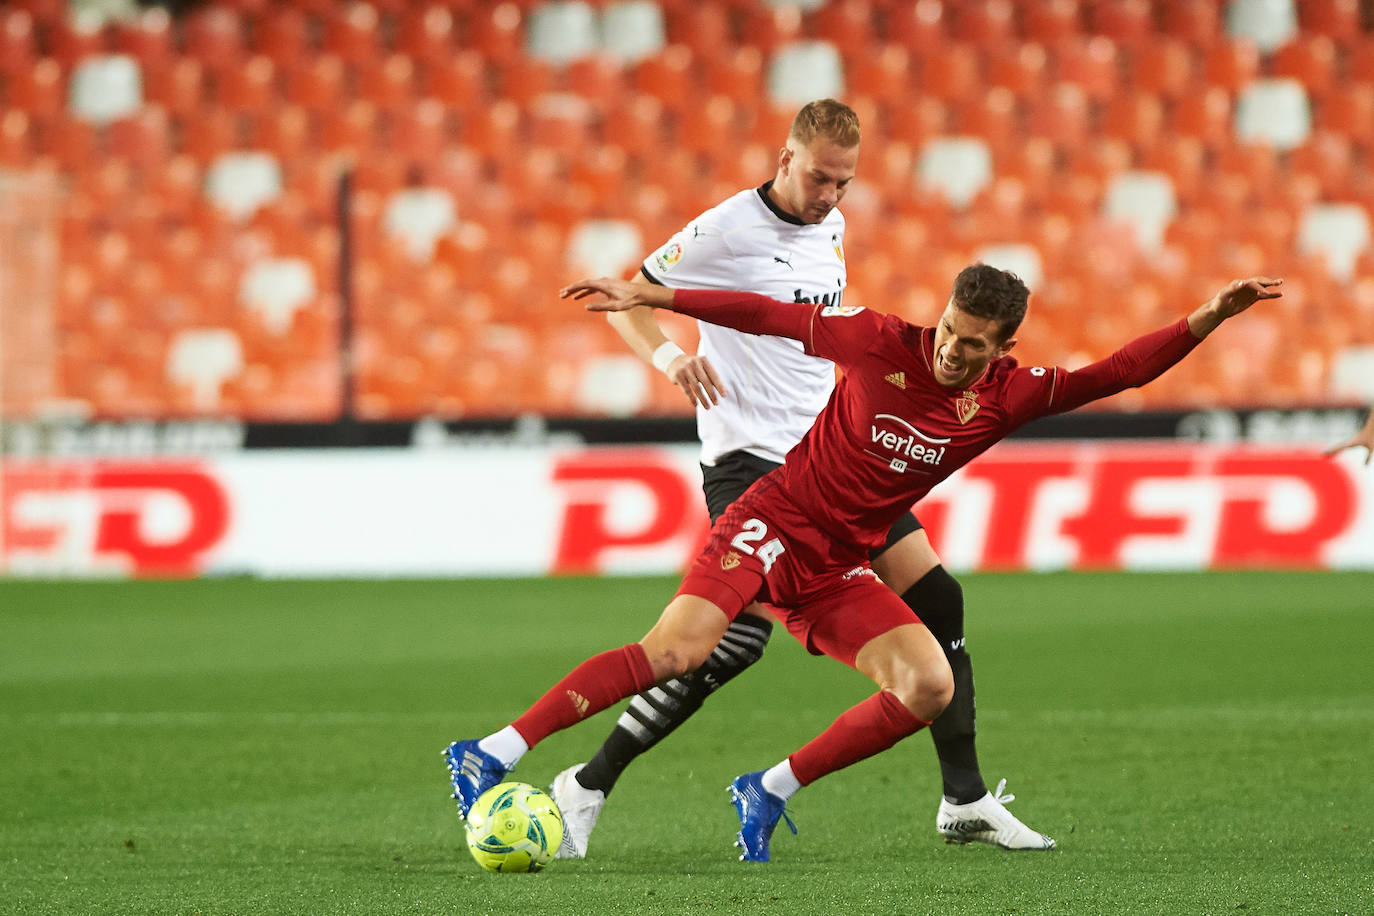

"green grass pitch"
[1, 572, 1370, 915]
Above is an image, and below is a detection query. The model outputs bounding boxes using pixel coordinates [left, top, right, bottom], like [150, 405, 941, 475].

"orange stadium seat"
[496, 56, 556, 108]
[110, 7, 175, 69]
[1201, 38, 1261, 93]
[1100, 91, 1165, 152]
[357, 52, 418, 112]
[956, 86, 1020, 157]
[47, 12, 105, 68]
[984, 41, 1048, 99]
[1139, 133, 1206, 202]
[1053, 34, 1121, 101]
[1170, 85, 1233, 149]
[915, 42, 981, 103]
[1087, 0, 1153, 44]
[1299, 0, 1362, 40]
[663, 4, 732, 57]
[949, 0, 1015, 44]
[7, 58, 64, 117]
[846, 43, 910, 106]
[1125, 36, 1194, 99]
[1158, 0, 1223, 46]
[391, 98, 449, 164]
[423, 50, 489, 114]
[393, 4, 456, 62]
[1027, 82, 1091, 150]
[107, 105, 171, 168]
[140, 56, 205, 117]
[321, 1, 382, 63]
[283, 54, 346, 112]
[1272, 35, 1338, 99]
[632, 44, 697, 112]
[741, 4, 805, 57]
[250, 104, 312, 161]
[1288, 129, 1357, 198]
[178, 106, 240, 165]
[467, 1, 526, 64]
[217, 54, 276, 113]
[885, 0, 947, 51]
[0, 109, 34, 166]
[181, 5, 246, 73]
[705, 45, 765, 104]
[566, 55, 628, 106]
[251, 6, 311, 67]
[602, 93, 668, 160]
[0, 9, 37, 77]
[808, 0, 877, 58]
[1021, 0, 1083, 43]
[1314, 83, 1374, 144]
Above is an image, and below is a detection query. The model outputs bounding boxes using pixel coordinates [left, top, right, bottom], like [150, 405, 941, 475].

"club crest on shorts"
[721, 551, 741, 570]
[956, 390, 980, 424]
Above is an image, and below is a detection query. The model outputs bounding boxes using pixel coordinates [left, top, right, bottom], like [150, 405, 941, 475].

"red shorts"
[676, 477, 922, 668]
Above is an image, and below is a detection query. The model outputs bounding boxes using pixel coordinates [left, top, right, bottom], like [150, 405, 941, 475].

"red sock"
[788, 690, 930, 786]
[511, 644, 656, 747]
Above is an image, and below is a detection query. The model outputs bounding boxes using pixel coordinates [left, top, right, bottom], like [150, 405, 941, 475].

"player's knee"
[901, 566, 965, 655]
[885, 657, 953, 722]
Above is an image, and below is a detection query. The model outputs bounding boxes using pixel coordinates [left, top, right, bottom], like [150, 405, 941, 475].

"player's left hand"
[1210, 276, 1284, 319]
[560, 277, 673, 312]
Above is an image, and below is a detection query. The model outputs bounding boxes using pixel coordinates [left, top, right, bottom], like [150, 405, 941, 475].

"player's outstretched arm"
[560, 276, 725, 411]
[1186, 276, 1284, 339]
[1324, 407, 1374, 465]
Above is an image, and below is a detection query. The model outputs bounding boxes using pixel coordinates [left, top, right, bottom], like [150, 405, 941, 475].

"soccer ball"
[465, 782, 564, 873]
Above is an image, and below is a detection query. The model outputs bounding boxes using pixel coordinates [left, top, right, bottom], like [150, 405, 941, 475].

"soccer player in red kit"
[445, 264, 1282, 861]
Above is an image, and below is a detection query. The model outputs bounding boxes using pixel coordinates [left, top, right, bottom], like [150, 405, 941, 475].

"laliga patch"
[654, 241, 684, 273]
[820, 304, 865, 317]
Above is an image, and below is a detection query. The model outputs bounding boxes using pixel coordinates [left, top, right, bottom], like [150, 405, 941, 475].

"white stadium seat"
[600, 0, 667, 64]
[1102, 171, 1178, 254]
[1329, 346, 1374, 400]
[526, 0, 599, 64]
[1234, 78, 1311, 151]
[204, 151, 283, 222]
[576, 354, 649, 416]
[68, 54, 142, 125]
[917, 137, 993, 210]
[973, 243, 1043, 291]
[767, 40, 845, 107]
[567, 219, 644, 278]
[238, 257, 317, 334]
[166, 328, 243, 411]
[1297, 202, 1371, 282]
[383, 187, 457, 261]
[1225, 0, 1297, 53]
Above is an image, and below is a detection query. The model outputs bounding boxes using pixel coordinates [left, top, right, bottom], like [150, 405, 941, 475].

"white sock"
[477, 726, 529, 769]
[761, 760, 802, 802]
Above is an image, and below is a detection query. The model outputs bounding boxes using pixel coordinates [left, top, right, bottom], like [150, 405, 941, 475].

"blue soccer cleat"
[443, 739, 509, 819]
[727, 771, 797, 862]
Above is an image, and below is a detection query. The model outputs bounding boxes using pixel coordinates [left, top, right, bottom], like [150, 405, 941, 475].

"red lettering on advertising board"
[1213, 453, 1357, 567]
[551, 452, 705, 574]
[956, 457, 1077, 570]
[1, 463, 230, 576]
[1058, 456, 1195, 568]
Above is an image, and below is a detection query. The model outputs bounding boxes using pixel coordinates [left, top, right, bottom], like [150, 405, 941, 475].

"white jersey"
[641, 183, 847, 465]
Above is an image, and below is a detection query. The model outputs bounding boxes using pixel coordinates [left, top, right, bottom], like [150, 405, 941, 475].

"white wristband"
[651, 341, 686, 374]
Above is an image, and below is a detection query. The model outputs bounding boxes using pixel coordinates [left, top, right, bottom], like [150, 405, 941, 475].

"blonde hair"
[789, 99, 861, 148]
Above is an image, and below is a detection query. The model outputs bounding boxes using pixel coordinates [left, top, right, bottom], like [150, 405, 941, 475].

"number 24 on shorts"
[730, 518, 786, 574]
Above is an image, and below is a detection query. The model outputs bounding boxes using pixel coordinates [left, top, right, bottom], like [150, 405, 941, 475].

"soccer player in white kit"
[547, 99, 1054, 855]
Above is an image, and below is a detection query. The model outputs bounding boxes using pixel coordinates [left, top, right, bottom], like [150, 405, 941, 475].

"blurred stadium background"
[1, 0, 1373, 577]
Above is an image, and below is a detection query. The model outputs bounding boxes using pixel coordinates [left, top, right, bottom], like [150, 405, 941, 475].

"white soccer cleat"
[936, 779, 1056, 850]
[549, 764, 606, 859]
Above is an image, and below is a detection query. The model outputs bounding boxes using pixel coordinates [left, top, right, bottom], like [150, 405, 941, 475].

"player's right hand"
[666, 353, 727, 409]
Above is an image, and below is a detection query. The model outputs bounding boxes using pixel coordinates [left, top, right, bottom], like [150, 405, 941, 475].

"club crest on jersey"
[721, 551, 741, 570]
[832, 233, 844, 262]
[956, 390, 980, 424]
[655, 241, 684, 273]
[821, 304, 865, 317]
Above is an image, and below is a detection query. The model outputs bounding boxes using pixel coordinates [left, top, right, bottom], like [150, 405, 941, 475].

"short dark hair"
[950, 263, 1029, 341]
[789, 99, 861, 148]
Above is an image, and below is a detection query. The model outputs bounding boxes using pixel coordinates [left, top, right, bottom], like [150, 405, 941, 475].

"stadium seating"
[0, 0, 1368, 421]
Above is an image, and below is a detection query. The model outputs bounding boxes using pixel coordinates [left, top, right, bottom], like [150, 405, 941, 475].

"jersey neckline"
[756, 181, 810, 226]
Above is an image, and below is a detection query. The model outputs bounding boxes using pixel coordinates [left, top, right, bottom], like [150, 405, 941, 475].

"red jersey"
[670, 289, 1202, 557]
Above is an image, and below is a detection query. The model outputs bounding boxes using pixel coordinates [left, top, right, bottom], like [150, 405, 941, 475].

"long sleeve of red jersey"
[1040, 318, 1201, 416]
[669, 289, 816, 339]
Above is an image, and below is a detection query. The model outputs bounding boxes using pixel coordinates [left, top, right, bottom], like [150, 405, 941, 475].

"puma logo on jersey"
[885, 372, 906, 389]
[773, 254, 793, 269]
